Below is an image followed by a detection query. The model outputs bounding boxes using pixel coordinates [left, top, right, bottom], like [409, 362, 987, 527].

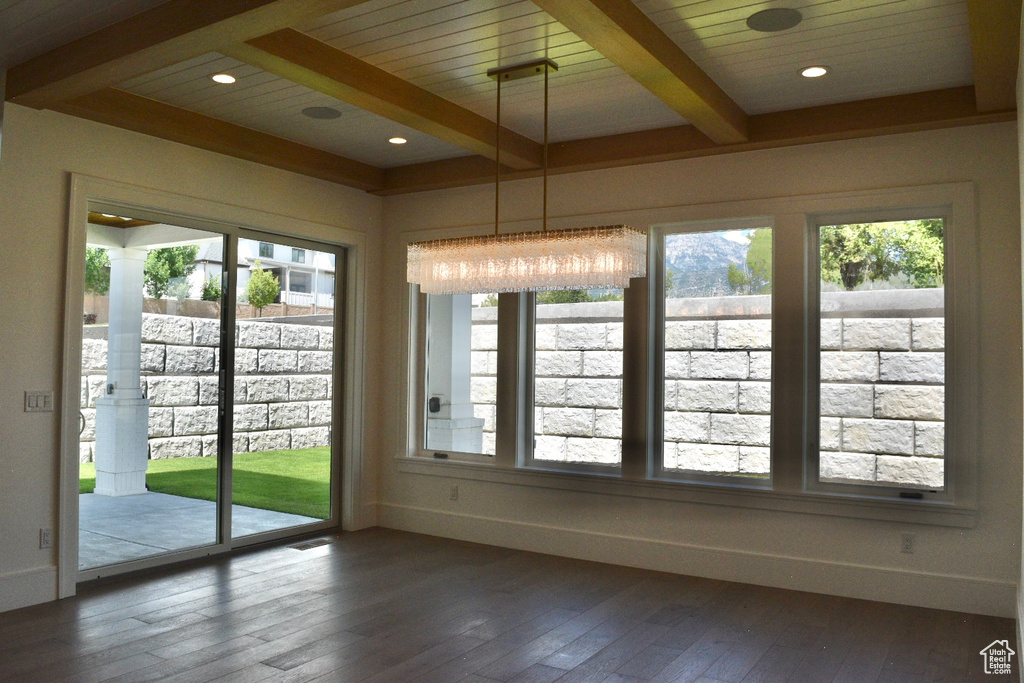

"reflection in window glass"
[531, 289, 624, 468]
[662, 228, 772, 479]
[429, 293, 496, 455]
[818, 219, 945, 490]
[233, 238, 337, 538]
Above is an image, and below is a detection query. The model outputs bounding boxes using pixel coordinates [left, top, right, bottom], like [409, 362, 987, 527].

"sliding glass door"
[78, 214, 342, 575]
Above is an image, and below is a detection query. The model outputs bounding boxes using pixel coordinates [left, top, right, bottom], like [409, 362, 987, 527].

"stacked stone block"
[819, 316, 944, 488]
[80, 314, 333, 462]
[533, 319, 624, 465]
[468, 295, 945, 489]
[663, 318, 772, 476]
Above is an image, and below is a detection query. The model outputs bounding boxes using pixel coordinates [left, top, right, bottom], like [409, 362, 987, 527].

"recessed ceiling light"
[801, 66, 829, 78]
[100, 213, 117, 218]
[301, 106, 342, 120]
[388, 137, 408, 145]
[747, 8, 803, 32]
[211, 73, 236, 84]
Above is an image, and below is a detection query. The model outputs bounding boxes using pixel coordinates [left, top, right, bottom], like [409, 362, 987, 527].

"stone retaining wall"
[79, 314, 333, 462]
[469, 290, 944, 488]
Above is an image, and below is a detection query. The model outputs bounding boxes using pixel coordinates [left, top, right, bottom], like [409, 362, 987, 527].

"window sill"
[396, 455, 976, 528]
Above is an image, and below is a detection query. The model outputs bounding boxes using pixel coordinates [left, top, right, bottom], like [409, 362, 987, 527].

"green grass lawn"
[80, 447, 331, 519]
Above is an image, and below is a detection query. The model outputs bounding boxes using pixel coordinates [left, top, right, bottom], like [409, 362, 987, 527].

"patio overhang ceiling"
[5, 0, 1019, 196]
[87, 218, 221, 251]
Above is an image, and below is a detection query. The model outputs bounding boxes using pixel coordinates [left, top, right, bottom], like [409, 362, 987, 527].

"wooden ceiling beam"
[54, 89, 384, 191]
[225, 29, 542, 170]
[5, 0, 372, 110]
[966, 0, 1021, 112]
[374, 87, 1012, 195]
[530, 0, 748, 144]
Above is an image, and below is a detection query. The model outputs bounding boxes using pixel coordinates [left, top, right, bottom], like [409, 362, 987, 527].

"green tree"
[819, 220, 943, 291]
[479, 293, 498, 307]
[888, 218, 944, 288]
[536, 289, 589, 304]
[201, 274, 222, 302]
[246, 260, 280, 316]
[84, 247, 110, 295]
[727, 229, 773, 294]
[144, 246, 198, 299]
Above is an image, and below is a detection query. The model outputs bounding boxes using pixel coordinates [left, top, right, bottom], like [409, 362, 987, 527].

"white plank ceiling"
[3, 0, 977, 168]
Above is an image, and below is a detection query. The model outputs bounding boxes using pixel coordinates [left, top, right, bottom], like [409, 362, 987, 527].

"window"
[530, 288, 624, 470]
[293, 248, 305, 263]
[289, 271, 311, 293]
[422, 292, 496, 457]
[404, 184, 976, 522]
[811, 218, 946, 494]
[657, 224, 772, 483]
[258, 242, 273, 259]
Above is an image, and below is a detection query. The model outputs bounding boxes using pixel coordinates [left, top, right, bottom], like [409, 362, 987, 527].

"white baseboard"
[380, 503, 1017, 618]
[0, 566, 57, 614]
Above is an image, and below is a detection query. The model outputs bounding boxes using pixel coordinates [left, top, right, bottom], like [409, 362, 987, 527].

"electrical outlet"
[900, 533, 914, 554]
[39, 528, 52, 549]
[449, 485, 459, 501]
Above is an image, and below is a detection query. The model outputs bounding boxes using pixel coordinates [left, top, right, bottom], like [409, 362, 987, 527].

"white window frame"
[650, 217, 775, 489]
[523, 291, 627, 475]
[805, 204, 973, 505]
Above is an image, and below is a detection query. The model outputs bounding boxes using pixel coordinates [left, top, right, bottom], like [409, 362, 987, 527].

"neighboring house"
[192, 239, 336, 309]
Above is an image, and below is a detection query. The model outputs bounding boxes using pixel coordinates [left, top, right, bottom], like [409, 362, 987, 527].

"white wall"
[0, 104, 383, 612]
[1017, 5, 1024, 652]
[380, 122, 1022, 617]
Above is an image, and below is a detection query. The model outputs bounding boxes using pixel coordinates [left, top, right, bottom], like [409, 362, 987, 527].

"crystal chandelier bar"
[407, 225, 647, 295]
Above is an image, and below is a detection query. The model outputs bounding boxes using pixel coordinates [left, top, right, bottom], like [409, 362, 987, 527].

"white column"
[425, 295, 484, 452]
[94, 248, 151, 496]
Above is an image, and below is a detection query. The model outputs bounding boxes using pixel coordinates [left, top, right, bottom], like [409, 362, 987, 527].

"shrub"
[201, 275, 222, 302]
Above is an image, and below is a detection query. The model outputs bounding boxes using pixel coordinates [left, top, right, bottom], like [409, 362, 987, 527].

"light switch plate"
[25, 391, 54, 412]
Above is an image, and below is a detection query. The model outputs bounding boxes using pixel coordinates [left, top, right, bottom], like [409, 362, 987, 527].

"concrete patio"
[79, 491, 319, 570]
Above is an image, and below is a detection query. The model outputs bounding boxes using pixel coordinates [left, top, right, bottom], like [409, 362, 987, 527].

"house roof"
[1, 1, 1017, 195]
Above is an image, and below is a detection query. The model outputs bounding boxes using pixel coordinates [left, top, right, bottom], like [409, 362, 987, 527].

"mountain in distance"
[664, 232, 749, 297]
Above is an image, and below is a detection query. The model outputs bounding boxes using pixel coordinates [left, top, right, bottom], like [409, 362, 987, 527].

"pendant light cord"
[494, 62, 549, 236]
[494, 74, 501, 237]
[543, 62, 549, 233]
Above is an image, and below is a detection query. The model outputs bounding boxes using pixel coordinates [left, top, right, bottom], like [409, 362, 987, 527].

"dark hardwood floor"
[0, 528, 1016, 682]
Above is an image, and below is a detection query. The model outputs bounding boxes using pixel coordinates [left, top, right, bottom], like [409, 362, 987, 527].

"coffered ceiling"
[1, 0, 1018, 195]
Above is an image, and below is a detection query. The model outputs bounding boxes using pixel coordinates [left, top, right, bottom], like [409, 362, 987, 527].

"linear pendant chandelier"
[406, 58, 646, 295]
